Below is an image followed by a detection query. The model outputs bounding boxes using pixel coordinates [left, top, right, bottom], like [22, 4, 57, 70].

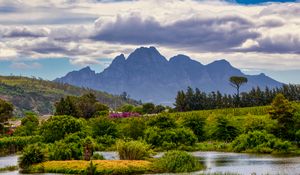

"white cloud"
[0, 0, 299, 72]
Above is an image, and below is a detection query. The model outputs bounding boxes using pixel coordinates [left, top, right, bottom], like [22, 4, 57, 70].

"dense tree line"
[175, 84, 300, 112]
[55, 93, 109, 119]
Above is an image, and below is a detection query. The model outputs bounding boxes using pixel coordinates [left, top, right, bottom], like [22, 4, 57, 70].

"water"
[154, 152, 300, 175]
[0, 155, 18, 169]
[1, 152, 300, 175]
[194, 152, 300, 174]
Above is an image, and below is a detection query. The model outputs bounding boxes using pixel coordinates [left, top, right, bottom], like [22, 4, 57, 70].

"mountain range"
[55, 46, 283, 105]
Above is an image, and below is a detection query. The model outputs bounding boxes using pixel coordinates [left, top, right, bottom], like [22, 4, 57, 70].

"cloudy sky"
[0, 0, 300, 83]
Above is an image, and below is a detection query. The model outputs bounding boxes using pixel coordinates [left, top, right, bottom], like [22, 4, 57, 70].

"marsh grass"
[116, 140, 151, 160]
[30, 160, 152, 175]
[153, 150, 203, 173]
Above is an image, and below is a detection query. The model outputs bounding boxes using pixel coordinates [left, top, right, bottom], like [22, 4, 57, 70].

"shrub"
[147, 114, 176, 129]
[116, 140, 151, 160]
[0, 136, 43, 153]
[14, 112, 39, 136]
[48, 139, 83, 160]
[19, 143, 47, 169]
[269, 93, 295, 140]
[90, 117, 118, 138]
[95, 135, 116, 150]
[144, 127, 197, 149]
[85, 161, 97, 175]
[212, 115, 238, 142]
[91, 153, 105, 160]
[119, 117, 146, 140]
[154, 150, 202, 173]
[182, 114, 206, 141]
[231, 130, 292, 153]
[39, 115, 83, 143]
[243, 115, 276, 134]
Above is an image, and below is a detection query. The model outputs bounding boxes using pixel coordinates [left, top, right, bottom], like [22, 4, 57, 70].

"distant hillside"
[0, 76, 140, 116]
[56, 46, 283, 105]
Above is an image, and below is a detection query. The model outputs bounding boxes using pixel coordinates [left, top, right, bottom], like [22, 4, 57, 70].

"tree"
[14, 112, 39, 136]
[0, 99, 14, 133]
[39, 115, 83, 143]
[142, 103, 155, 114]
[269, 93, 295, 140]
[90, 117, 118, 138]
[213, 115, 238, 142]
[174, 91, 187, 112]
[229, 76, 248, 106]
[182, 114, 206, 141]
[55, 93, 109, 119]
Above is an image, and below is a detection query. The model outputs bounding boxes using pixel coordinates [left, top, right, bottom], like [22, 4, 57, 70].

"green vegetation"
[153, 150, 203, 173]
[229, 76, 248, 105]
[116, 140, 151, 160]
[29, 160, 152, 175]
[0, 76, 139, 115]
[0, 165, 18, 172]
[175, 84, 300, 111]
[0, 98, 13, 134]
[231, 130, 292, 153]
[0, 90, 300, 174]
[55, 93, 110, 119]
[0, 135, 43, 155]
[14, 112, 39, 136]
[19, 143, 47, 170]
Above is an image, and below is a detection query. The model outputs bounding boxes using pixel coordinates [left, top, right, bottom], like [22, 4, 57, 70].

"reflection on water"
[1, 152, 300, 175]
[195, 152, 300, 174]
[0, 155, 18, 168]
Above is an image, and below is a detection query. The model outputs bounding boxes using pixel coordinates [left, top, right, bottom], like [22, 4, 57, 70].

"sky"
[0, 0, 300, 83]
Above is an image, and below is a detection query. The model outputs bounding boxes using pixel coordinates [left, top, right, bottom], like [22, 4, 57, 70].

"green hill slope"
[0, 76, 140, 116]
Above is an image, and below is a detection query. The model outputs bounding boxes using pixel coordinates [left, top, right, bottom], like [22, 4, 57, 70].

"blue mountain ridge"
[55, 46, 283, 105]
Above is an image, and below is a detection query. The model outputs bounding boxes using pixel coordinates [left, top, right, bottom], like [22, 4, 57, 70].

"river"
[1, 152, 299, 175]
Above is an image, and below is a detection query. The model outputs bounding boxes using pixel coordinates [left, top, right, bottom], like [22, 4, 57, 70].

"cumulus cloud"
[0, 0, 299, 72]
[1, 27, 48, 38]
[92, 14, 260, 52]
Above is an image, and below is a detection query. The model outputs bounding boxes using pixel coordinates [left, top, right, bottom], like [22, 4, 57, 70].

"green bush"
[19, 143, 47, 169]
[212, 115, 238, 142]
[95, 135, 116, 150]
[119, 117, 146, 140]
[154, 150, 202, 173]
[14, 112, 39, 136]
[90, 117, 118, 138]
[147, 114, 176, 129]
[242, 115, 275, 134]
[182, 114, 206, 141]
[116, 140, 151, 160]
[231, 130, 292, 153]
[91, 153, 105, 160]
[39, 115, 83, 143]
[85, 161, 97, 175]
[0, 136, 43, 153]
[144, 127, 197, 149]
[48, 138, 83, 160]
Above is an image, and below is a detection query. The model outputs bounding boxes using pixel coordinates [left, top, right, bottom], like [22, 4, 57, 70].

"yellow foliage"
[31, 160, 152, 174]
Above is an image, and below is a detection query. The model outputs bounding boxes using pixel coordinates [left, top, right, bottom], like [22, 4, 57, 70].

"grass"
[30, 160, 153, 174]
[0, 166, 18, 172]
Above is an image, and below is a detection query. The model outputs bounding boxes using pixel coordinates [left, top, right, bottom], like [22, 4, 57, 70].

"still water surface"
[1, 152, 299, 175]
